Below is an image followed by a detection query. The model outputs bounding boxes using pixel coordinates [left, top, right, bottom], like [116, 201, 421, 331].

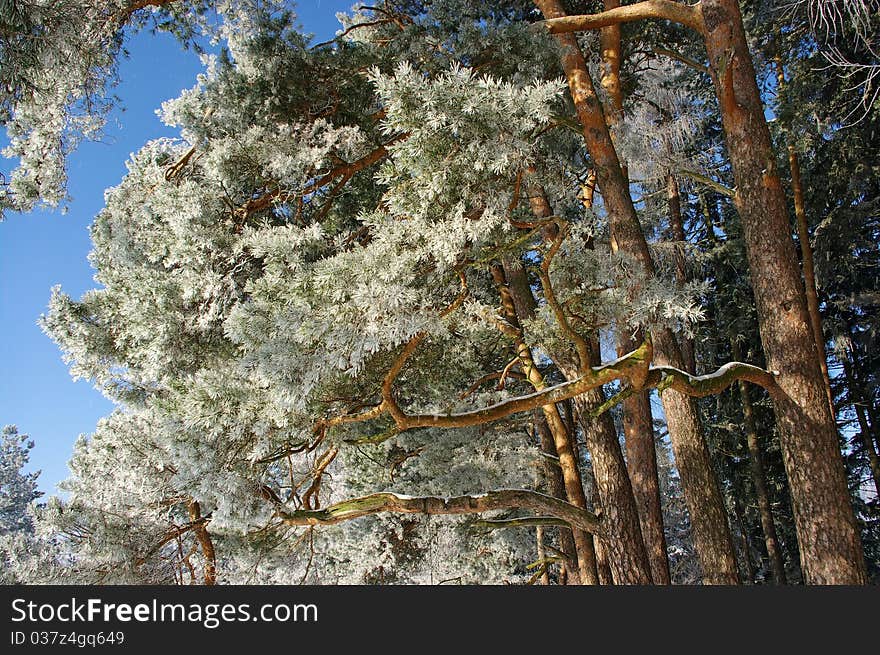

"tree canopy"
[1, 0, 877, 585]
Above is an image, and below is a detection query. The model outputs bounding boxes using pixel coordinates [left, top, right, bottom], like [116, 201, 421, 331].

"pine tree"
[3, 0, 875, 584]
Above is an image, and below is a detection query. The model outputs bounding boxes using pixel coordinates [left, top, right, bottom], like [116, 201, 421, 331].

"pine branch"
[328, 338, 777, 439]
[277, 490, 603, 534]
[540, 1, 706, 36]
[471, 516, 570, 530]
[677, 169, 735, 198]
[646, 362, 779, 398]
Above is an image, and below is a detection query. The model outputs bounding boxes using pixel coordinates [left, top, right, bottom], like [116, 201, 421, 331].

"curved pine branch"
[277, 490, 603, 535]
[320, 340, 778, 441]
[646, 362, 779, 398]
[540, 0, 706, 35]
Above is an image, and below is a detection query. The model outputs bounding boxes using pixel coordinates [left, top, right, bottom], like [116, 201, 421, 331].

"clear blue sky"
[0, 1, 355, 495]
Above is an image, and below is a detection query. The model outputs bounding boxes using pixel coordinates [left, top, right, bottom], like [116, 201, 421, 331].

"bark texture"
[589, 475, 616, 585]
[187, 501, 217, 586]
[279, 490, 603, 533]
[572, 386, 653, 584]
[618, 353, 671, 584]
[492, 262, 599, 584]
[536, 414, 584, 584]
[534, 0, 739, 584]
[701, 0, 866, 583]
[731, 340, 788, 584]
[526, 189, 653, 584]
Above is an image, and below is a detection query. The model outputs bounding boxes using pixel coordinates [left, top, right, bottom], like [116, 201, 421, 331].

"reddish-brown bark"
[526, 189, 653, 585]
[187, 501, 216, 586]
[536, 414, 584, 584]
[617, 354, 671, 585]
[597, 8, 671, 583]
[700, 0, 866, 583]
[730, 339, 788, 584]
[492, 262, 599, 584]
[534, 0, 739, 584]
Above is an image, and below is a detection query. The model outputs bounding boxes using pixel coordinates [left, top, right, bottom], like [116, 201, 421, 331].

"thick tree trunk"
[571, 386, 653, 584]
[588, 475, 615, 585]
[534, 0, 739, 584]
[617, 357, 671, 584]
[701, 0, 866, 584]
[652, 330, 740, 585]
[731, 340, 788, 584]
[599, 0, 623, 124]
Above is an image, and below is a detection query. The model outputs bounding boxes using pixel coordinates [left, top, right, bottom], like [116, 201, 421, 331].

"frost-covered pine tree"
[0, 425, 43, 583]
[0, 425, 40, 536]
[5, 1, 803, 584]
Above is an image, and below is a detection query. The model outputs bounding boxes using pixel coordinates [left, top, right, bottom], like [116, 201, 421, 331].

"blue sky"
[0, 1, 355, 494]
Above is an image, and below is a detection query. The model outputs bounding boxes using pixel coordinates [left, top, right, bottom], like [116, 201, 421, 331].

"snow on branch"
[645, 361, 779, 398]
[277, 490, 603, 535]
[540, 0, 706, 36]
[318, 339, 778, 443]
[235, 137, 403, 219]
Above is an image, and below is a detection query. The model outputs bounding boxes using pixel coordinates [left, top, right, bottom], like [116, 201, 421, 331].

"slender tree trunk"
[869, 405, 880, 459]
[731, 494, 757, 583]
[846, 326, 880, 456]
[864, 398, 880, 457]
[525, 189, 653, 584]
[841, 354, 880, 501]
[667, 173, 696, 375]
[787, 146, 835, 409]
[536, 525, 551, 585]
[536, 414, 583, 584]
[773, 57, 835, 414]
[492, 263, 599, 584]
[534, 0, 739, 584]
[699, 191, 720, 247]
[701, 0, 866, 583]
[599, 0, 670, 585]
[731, 339, 788, 584]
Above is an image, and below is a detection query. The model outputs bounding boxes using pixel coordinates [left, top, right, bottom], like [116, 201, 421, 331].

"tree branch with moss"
[277, 490, 603, 535]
